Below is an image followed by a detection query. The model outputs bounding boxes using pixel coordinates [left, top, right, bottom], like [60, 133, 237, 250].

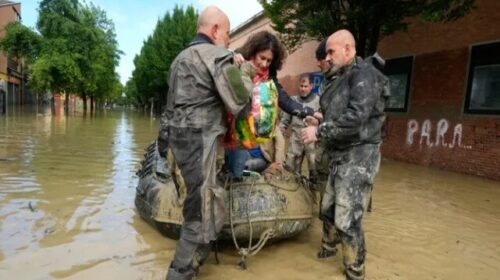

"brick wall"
[230, 0, 500, 180]
[0, 3, 21, 78]
[378, 0, 500, 181]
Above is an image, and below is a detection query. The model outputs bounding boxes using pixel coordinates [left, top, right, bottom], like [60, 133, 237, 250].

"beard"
[330, 62, 342, 73]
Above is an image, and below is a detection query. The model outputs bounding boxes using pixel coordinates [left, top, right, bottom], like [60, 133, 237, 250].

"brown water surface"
[1, 109, 499, 280]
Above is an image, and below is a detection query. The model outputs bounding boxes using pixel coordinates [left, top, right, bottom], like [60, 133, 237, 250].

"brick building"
[0, 0, 24, 114]
[230, 0, 500, 180]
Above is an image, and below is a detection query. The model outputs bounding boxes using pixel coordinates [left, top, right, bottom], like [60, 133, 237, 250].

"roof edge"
[0, 1, 20, 8]
[230, 10, 265, 37]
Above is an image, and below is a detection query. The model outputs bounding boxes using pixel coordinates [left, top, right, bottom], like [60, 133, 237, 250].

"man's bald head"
[325, 29, 357, 71]
[329, 30, 356, 49]
[197, 6, 230, 48]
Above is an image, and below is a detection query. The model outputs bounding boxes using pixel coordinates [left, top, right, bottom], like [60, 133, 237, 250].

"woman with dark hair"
[226, 31, 315, 178]
[236, 31, 313, 117]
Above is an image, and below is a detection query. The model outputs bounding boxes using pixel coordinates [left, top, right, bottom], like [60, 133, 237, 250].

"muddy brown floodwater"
[1, 109, 499, 280]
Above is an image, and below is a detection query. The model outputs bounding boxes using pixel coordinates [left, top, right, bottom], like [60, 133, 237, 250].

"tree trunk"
[150, 99, 154, 118]
[90, 95, 94, 113]
[82, 93, 87, 112]
[357, 18, 368, 58]
[64, 91, 69, 115]
[51, 95, 55, 115]
[367, 18, 381, 56]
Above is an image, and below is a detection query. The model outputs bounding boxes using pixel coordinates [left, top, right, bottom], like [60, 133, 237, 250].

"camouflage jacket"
[317, 55, 390, 154]
[161, 33, 254, 130]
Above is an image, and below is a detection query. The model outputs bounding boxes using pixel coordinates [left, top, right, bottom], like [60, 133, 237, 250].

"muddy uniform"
[280, 93, 320, 177]
[317, 56, 388, 280]
[159, 34, 255, 280]
[314, 67, 338, 186]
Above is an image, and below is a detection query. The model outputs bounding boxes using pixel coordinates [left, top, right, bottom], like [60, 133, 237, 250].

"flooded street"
[0, 110, 499, 280]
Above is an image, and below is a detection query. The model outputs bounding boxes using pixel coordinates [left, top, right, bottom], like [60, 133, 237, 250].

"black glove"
[293, 106, 314, 119]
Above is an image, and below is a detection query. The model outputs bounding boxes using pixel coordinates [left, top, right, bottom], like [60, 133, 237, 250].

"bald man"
[159, 6, 255, 280]
[301, 30, 389, 280]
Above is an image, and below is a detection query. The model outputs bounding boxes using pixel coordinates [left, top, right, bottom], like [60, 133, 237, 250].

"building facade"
[230, 12, 323, 96]
[0, 0, 24, 114]
[230, 0, 500, 180]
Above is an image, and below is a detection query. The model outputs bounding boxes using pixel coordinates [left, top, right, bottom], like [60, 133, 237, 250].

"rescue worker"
[158, 6, 256, 280]
[314, 39, 340, 187]
[315, 39, 336, 97]
[301, 30, 389, 280]
[310, 39, 343, 256]
[280, 74, 320, 183]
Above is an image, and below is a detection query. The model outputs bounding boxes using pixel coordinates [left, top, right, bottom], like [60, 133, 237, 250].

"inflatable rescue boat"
[135, 142, 314, 260]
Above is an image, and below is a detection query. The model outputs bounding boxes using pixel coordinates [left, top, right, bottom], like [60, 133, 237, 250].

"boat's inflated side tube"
[135, 142, 314, 243]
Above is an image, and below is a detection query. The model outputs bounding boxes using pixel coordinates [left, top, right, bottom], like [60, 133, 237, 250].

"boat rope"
[228, 176, 276, 269]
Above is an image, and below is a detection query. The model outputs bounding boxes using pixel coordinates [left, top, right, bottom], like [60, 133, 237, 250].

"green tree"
[130, 5, 198, 113]
[76, 2, 122, 112]
[0, 22, 42, 63]
[34, 0, 81, 108]
[0, 0, 122, 113]
[259, 0, 476, 57]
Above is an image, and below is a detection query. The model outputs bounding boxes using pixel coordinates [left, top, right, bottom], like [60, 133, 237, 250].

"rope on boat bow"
[227, 177, 276, 270]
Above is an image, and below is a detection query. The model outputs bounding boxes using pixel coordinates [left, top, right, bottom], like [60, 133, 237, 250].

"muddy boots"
[316, 240, 339, 259]
[345, 267, 365, 280]
[317, 228, 341, 259]
[166, 238, 211, 280]
[165, 267, 195, 280]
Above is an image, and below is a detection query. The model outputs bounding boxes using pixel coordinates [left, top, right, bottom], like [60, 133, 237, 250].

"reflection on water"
[0, 109, 499, 280]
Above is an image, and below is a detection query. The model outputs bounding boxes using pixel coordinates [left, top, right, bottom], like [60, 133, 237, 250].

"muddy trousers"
[166, 126, 226, 280]
[319, 144, 380, 280]
[285, 133, 316, 175]
[315, 144, 332, 192]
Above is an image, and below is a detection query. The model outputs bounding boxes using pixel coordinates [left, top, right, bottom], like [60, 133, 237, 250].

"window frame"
[464, 41, 500, 115]
[383, 55, 414, 113]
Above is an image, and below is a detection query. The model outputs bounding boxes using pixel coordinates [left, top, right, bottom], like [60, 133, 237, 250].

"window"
[383, 56, 413, 112]
[7, 56, 18, 72]
[465, 42, 500, 114]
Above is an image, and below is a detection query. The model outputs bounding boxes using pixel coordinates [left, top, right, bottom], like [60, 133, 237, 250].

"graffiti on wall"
[407, 119, 472, 149]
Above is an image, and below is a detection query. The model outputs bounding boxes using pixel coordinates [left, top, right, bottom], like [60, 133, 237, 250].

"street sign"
[309, 72, 324, 95]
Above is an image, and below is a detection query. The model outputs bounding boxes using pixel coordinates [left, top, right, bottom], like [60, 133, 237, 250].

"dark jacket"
[317, 55, 390, 153]
[157, 33, 255, 155]
[274, 78, 314, 118]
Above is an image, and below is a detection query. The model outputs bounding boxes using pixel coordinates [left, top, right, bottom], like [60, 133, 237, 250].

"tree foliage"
[126, 5, 198, 112]
[0, 0, 122, 111]
[0, 22, 42, 63]
[259, 0, 476, 57]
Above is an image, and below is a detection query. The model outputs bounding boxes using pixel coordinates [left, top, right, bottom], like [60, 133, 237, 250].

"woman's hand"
[264, 162, 283, 180]
[270, 162, 282, 169]
[233, 53, 246, 66]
